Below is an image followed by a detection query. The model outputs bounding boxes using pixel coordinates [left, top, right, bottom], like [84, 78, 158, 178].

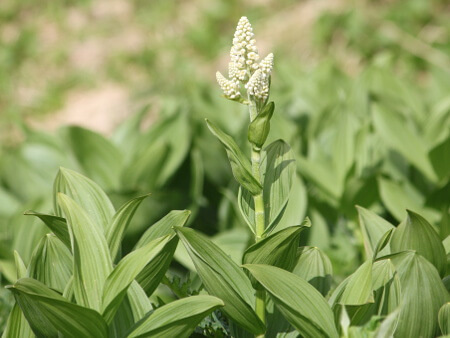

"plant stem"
[249, 98, 266, 336]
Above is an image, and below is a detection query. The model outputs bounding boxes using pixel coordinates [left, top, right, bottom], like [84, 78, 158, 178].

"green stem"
[250, 116, 266, 336]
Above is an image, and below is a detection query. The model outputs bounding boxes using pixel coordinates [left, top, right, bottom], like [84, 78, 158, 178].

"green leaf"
[372, 104, 437, 181]
[390, 251, 449, 338]
[101, 235, 172, 324]
[27, 234, 73, 293]
[24, 211, 71, 250]
[54, 167, 115, 232]
[390, 210, 447, 277]
[357, 206, 394, 258]
[106, 194, 150, 261]
[244, 264, 339, 338]
[127, 295, 224, 338]
[1, 304, 34, 338]
[135, 210, 191, 249]
[243, 225, 308, 286]
[239, 140, 295, 234]
[293, 246, 333, 296]
[439, 302, 450, 335]
[13, 250, 27, 280]
[248, 101, 274, 148]
[63, 126, 123, 189]
[175, 227, 265, 335]
[205, 119, 262, 195]
[429, 135, 450, 180]
[373, 228, 394, 259]
[330, 260, 374, 306]
[7, 278, 108, 338]
[58, 193, 112, 311]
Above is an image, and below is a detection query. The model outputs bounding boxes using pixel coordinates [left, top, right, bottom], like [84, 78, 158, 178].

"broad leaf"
[206, 119, 262, 195]
[1, 304, 34, 338]
[390, 210, 447, 277]
[106, 194, 150, 261]
[239, 140, 295, 234]
[429, 135, 450, 180]
[244, 264, 339, 338]
[24, 211, 71, 250]
[175, 227, 265, 335]
[58, 193, 112, 311]
[102, 235, 172, 323]
[439, 302, 450, 335]
[127, 295, 223, 338]
[357, 206, 394, 258]
[7, 278, 108, 338]
[293, 246, 333, 296]
[54, 167, 115, 232]
[248, 101, 274, 148]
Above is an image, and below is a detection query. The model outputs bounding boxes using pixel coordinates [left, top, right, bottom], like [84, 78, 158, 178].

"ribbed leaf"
[7, 278, 108, 338]
[24, 211, 71, 250]
[239, 140, 295, 234]
[243, 225, 308, 286]
[357, 206, 394, 258]
[373, 228, 394, 259]
[390, 210, 447, 277]
[244, 264, 339, 338]
[13, 250, 27, 280]
[101, 235, 172, 323]
[390, 251, 449, 337]
[248, 101, 274, 148]
[439, 302, 450, 335]
[58, 193, 112, 311]
[53, 167, 115, 232]
[63, 126, 123, 189]
[127, 295, 224, 338]
[330, 260, 374, 306]
[106, 194, 150, 261]
[175, 227, 265, 335]
[1, 304, 34, 338]
[205, 119, 262, 195]
[293, 246, 333, 296]
[27, 234, 72, 292]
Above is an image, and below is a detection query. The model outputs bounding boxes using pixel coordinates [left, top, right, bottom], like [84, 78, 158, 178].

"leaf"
[429, 135, 450, 180]
[1, 304, 34, 338]
[373, 228, 394, 259]
[439, 302, 450, 335]
[53, 167, 115, 232]
[243, 225, 308, 286]
[127, 295, 224, 338]
[248, 101, 275, 148]
[390, 251, 449, 338]
[175, 227, 265, 335]
[205, 119, 262, 195]
[63, 126, 123, 189]
[7, 278, 108, 338]
[58, 193, 112, 311]
[293, 246, 333, 296]
[239, 140, 295, 234]
[27, 234, 73, 293]
[357, 206, 394, 258]
[106, 194, 150, 261]
[101, 235, 172, 324]
[24, 211, 71, 250]
[372, 104, 437, 181]
[13, 250, 27, 280]
[244, 264, 339, 338]
[330, 260, 374, 306]
[390, 210, 447, 277]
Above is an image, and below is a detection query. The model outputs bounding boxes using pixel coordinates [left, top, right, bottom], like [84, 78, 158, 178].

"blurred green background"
[1, 0, 449, 331]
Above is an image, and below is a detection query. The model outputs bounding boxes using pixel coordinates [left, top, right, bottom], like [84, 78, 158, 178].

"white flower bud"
[245, 69, 270, 100]
[216, 71, 241, 99]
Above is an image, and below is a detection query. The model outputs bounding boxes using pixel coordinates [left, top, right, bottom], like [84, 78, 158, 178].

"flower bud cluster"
[216, 16, 274, 101]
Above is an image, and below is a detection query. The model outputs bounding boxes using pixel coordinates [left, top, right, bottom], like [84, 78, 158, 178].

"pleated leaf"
[127, 295, 224, 338]
[390, 251, 449, 337]
[106, 194, 150, 261]
[293, 246, 333, 296]
[205, 119, 262, 195]
[27, 233, 72, 292]
[439, 302, 450, 335]
[58, 193, 112, 311]
[175, 227, 265, 335]
[101, 235, 172, 323]
[244, 264, 339, 338]
[357, 206, 394, 258]
[1, 304, 34, 338]
[239, 140, 295, 234]
[390, 210, 447, 277]
[24, 211, 71, 249]
[7, 278, 108, 338]
[53, 167, 115, 232]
